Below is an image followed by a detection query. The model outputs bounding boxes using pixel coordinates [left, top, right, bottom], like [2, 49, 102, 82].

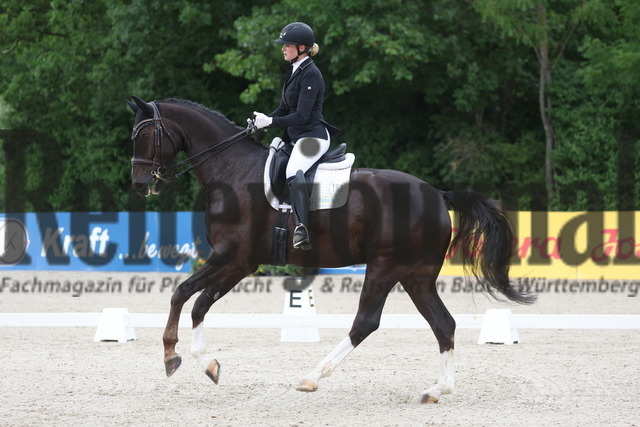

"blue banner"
[0, 212, 208, 272]
[0, 212, 368, 274]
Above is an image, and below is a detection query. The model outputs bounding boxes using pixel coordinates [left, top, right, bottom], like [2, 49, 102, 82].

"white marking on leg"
[298, 336, 355, 391]
[422, 350, 455, 402]
[190, 323, 214, 371]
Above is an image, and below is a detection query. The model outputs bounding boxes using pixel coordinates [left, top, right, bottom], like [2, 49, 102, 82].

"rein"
[131, 101, 257, 183]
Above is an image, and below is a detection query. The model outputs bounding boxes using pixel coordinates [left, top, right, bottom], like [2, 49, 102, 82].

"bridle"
[130, 101, 257, 183]
[130, 102, 177, 177]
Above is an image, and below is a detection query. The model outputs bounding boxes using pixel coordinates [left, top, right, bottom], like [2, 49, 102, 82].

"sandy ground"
[0, 271, 638, 426]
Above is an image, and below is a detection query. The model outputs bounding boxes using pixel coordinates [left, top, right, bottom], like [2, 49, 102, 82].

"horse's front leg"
[162, 260, 234, 377]
[162, 280, 194, 377]
[189, 289, 223, 383]
[189, 267, 253, 383]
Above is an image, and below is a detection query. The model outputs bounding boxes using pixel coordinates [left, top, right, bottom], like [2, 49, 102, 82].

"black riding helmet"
[274, 22, 315, 48]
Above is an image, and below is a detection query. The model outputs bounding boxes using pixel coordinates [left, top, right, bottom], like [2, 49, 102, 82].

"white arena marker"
[93, 308, 136, 343]
[477, 309, 519, 345]
[280, 283, 320, 343]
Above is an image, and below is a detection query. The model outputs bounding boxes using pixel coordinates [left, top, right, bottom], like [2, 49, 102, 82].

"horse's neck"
[188, 133, 266, 187]
[164, 103, 267, 188]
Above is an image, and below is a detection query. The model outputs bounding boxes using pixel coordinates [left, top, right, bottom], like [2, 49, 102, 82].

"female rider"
[253, 22, 340, 250]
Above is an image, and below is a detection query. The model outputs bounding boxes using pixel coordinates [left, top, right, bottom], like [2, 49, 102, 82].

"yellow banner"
[441, 211, 640, 280]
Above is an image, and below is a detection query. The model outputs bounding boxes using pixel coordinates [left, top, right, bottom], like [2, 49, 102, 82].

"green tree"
[0, 0, 259, 211]
[552, 0, 640, 209]
[212, 0, 542, 204]
[473, 0, 617, 207]
[1, 0, 638, 213]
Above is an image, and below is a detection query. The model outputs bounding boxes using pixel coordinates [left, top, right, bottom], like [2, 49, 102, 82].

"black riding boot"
[287, 170, 312, 250]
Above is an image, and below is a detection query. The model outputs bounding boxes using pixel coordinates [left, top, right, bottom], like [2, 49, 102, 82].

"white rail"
[0, 313, 639, 329]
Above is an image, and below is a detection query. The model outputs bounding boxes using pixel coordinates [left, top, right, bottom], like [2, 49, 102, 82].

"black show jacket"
[269, 58, 339, 142]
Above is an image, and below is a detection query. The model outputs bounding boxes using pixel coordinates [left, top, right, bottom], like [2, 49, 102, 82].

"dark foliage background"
[1, 0, 638, 212]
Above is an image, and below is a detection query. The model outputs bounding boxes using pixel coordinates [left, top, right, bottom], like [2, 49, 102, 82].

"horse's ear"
[125, 98, 138, 113]
[131, 95, 154, 116]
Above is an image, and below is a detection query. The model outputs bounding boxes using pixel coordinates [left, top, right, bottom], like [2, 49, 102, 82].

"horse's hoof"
[420, 393, 439, 404]
[205, 359, 220, 384]
[165, 355, 182, 377]
[295, 378, 318, 392]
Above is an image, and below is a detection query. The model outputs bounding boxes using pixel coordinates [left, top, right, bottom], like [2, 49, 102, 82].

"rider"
[253, 22, 340, 251]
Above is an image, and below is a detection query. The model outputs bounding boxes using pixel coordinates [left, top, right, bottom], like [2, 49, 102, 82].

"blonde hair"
[308, 43, 320, 56]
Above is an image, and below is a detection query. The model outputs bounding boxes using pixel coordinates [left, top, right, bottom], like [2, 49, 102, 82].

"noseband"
[130, 102, 177, 181]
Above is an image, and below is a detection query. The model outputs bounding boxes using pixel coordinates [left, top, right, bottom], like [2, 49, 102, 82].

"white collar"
[291, 56, 310, 74]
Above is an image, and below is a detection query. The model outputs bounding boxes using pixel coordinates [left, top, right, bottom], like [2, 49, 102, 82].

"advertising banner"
[1, 211, 639, 279]
[488, 211, 640, 281]
[0, 212, 207, 272]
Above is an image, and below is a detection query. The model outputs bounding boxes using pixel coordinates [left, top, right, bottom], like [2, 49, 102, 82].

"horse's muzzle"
[132, 177, 167, 197]
[132, 181, 151, 197]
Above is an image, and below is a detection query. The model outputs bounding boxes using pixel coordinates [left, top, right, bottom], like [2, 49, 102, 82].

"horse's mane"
[160, 98, 266, 149]
[160, 98, 243, 131]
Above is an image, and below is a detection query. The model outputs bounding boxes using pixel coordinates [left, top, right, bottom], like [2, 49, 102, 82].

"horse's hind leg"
[297, 275, 397, 392]
[402, 276, 456, 403]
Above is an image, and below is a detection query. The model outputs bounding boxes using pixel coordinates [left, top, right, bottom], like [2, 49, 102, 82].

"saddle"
[264, 138, 355, 265]
[263, 138, 355, 211]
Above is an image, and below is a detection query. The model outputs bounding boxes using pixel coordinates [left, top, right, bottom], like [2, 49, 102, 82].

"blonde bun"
[309, 43, 320, 56]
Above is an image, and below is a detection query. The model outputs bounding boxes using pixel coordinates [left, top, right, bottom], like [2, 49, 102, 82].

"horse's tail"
[442, 190, 536, 304]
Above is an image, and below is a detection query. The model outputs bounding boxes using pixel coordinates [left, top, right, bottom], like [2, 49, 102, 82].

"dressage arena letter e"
[289, 290, 302, 308]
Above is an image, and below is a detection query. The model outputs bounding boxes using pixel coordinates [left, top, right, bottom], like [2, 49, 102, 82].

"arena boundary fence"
[1, 312, 639, 330]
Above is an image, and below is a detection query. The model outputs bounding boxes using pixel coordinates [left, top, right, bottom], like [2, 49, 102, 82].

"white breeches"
[286, 132, 330, 179]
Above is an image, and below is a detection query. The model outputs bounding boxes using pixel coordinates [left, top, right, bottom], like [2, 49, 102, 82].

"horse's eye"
[141, 133, 150, 140]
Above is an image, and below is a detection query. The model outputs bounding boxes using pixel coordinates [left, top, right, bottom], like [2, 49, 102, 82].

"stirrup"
[293, 224, 312, 250]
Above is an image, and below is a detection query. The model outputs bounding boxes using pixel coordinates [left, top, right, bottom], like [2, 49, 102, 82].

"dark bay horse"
[126, 96, 534, 403]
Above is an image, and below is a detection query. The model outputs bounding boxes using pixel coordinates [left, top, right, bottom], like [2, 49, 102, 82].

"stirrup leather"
[293, 223, 311, 250]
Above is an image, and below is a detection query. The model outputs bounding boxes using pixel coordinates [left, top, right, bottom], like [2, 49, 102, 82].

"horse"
[126, 96, 535, 403]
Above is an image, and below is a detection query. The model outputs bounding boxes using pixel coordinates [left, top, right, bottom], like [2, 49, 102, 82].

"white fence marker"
[478, 309, 520, 345]
[93, 308, 136, 343]
[280, 285, 320, 342]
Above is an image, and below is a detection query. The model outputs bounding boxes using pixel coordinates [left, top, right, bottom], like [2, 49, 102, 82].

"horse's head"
[126, 96, 180, 196]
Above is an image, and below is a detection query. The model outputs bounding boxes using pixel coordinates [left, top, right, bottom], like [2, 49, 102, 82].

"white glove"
[253, 111, 273, 129]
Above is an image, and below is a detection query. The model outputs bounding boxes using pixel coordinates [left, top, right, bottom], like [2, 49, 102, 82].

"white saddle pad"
[263, 138, 355, 211]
